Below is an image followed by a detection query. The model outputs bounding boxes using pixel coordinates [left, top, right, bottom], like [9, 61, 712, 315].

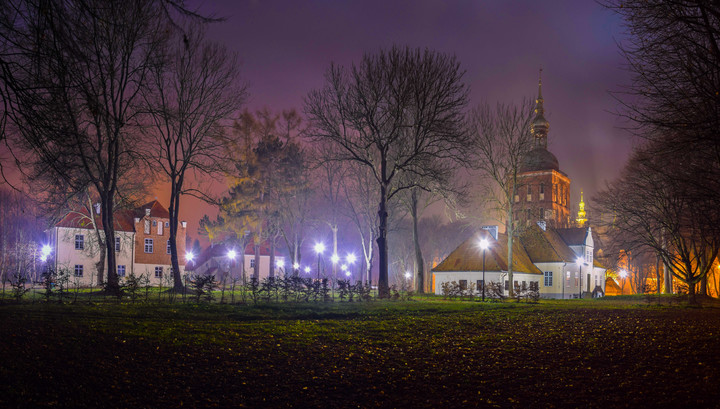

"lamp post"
[404, 271, 412, 292]
[227, 249, 238, 283]
[276, 259, 285, 278]
[330, 253, 339, 288]
[619, 269, 627, 295]
[576, 257, 584, 299]
[479, 238, 489, 301]
[314, 242, 325, 280]
[304, 266, 311, 275]
[293, 262, 300, 276]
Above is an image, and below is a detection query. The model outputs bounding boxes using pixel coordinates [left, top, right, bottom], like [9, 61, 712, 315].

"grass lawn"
[0, 296, 719, 408]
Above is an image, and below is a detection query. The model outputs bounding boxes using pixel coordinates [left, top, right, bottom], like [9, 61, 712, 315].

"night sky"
[158, 1, 635, 238]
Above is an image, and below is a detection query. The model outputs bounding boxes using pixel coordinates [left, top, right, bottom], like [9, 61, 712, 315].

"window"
[566, 271, 570, 287]
[166, 240, 171, 254]
[539, 183, 545, 200]
[117, 265, 126, 277]
[154, 266, 163, 278]
[157, 221, 163, 235]
[586, 248, 593, 264]
[74, 264, 83, 277]
[504, 280, 509, 291]
[165, 221, 169, 227]
[152, 220, 157, 226]
[459, 280, 467, 290]
[530, 281, 539, 291]
[75, 234, 84, 250]
[115, 236, 121, 252]
[477, 280, 484, 291]
[527, 185, 532, 201]
[250, 259, 256, 268]
[144, 238, 154, 253]
[144, 220, 150, 234]
[544, 271, 553, 287]
[539, 208, 544, 219]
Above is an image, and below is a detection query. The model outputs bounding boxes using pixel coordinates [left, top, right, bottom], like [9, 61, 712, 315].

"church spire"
[576, 190, 588, 227]
[531, 69, 550, 148]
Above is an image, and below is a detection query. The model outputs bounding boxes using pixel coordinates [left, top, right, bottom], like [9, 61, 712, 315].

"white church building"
[432, 224, 606, 299]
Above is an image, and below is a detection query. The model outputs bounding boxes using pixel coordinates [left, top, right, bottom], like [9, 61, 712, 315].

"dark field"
[1, 297, 719, 408]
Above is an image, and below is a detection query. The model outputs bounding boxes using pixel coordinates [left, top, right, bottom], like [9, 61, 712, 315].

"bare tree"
[305, 46, 469, 297]
[143, 24, 244, 292]
[595, 143, 720, 300]
[470, 100, 534, 296]
[0, 0, 202, 294]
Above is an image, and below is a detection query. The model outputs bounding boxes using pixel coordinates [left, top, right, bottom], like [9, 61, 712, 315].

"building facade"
[49, 200, 187, 286]
[513, 73, 572, 228]
[432, 224, 606, 299]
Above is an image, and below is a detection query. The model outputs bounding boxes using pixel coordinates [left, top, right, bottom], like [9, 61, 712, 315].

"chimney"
[93, 203, 101, 215]
[145, 208, 151, 217]
[481, 225, 499, 240]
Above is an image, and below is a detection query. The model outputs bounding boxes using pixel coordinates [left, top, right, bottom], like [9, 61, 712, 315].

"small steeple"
[531, 68, 550, 148]
[576, 190, 588, 227]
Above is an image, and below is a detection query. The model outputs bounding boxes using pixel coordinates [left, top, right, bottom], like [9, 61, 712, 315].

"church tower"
[513, 71, 571, 228]
[576, 190, 588, 227]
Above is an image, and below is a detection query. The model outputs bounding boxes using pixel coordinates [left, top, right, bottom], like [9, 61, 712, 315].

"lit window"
[544, 271, 553, 287]
[154, 266, 163, 278]
[144, 238, 154, 253]
[75, 235, 84, 250]
[117, 265, 126, 277]
[115, 236, 121, 252]
[74, 264, 83, 277]
[527, 186, 532, 201]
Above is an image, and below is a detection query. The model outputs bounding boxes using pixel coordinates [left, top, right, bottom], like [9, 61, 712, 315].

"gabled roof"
[136, 200, 170, 219]
[520, 225, 578, 263]
[55, 200, 170, 232]
[433, 230, 542, 275]
[55, 208, 135, 232]
[555, 227, 588, 246]
[188, 240, 277, 270]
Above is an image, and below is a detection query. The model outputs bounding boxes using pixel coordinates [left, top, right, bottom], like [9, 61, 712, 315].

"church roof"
[432, 230, 542, 275]
[519, 147, 560, 173]
[519, 225, 579, 263]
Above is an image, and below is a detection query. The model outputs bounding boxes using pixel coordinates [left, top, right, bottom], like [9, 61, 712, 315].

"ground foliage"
[0, 298, 719, 408]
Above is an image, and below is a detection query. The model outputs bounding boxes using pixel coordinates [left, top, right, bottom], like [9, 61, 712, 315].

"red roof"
[55, 200, 170, 232]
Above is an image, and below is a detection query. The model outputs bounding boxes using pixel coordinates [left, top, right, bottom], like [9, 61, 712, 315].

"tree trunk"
[100, 194, 119, 295]
[377, 182, 389, 298]
[169, 178, 184, 292]
[506, 206, 514, 297]
[656, 256, 662, 295]
[269, 239, 276, 278]
[410, 190, 424, 293]
[253, 244, 260, 280]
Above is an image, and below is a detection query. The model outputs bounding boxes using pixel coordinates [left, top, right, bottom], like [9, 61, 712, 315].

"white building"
[187, 241, 286, 283]
[432, 224, 605, 299]
[49, 200, 187, 287]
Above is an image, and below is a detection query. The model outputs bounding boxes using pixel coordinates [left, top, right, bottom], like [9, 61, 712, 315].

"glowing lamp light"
[293, 262, 300, 270]
[276, 259, 285, 269]
[478, 238, 489, 251]
[186, 252, 195, 262]
[619, 269, 628, 279]
[41, 244, 52, 257]
[345, 271, 351, 277]
[576, 257, 584, 265]
[304, 266, 311, 274]
[346, 253, 357, 264]
[227, 250, 237, 260]
[330, 253, 339, 264]
[404, 272, 412, 280]
[341, 264, 347, 271]
[314, 242, 325, 254]
[40, 255, 47, 262]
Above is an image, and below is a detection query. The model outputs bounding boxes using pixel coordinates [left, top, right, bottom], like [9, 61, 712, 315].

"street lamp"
[346, 252, 357, 283]
[619, 269, 628, 295]
[304, 266, 311, 275]
[330, 253, 339, 289]
[293, 262, 300, 276]
[576, 257, 584, 299]
[478, 238, 489, 301]
[314, 242, 325, 280]
[40, 244, 52, 263]
[276, 259, 285, 277]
